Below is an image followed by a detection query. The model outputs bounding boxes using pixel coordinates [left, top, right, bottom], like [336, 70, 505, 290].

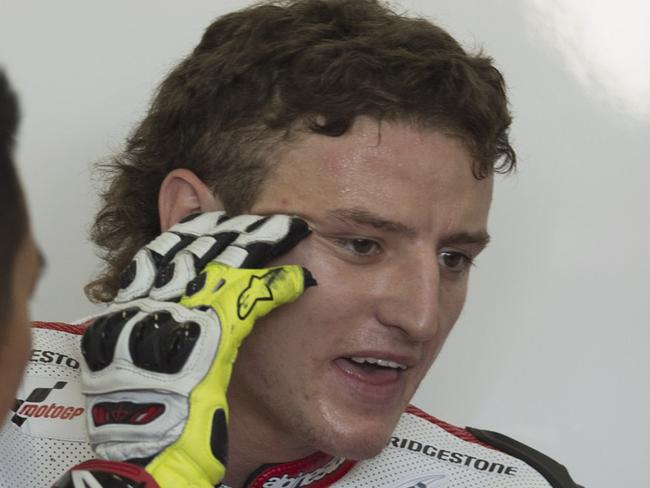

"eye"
[438, 251, 473, 273]
[337, 238, 382, 257]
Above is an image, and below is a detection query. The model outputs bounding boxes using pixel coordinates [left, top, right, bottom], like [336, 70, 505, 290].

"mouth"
[333, 354, 411, 391]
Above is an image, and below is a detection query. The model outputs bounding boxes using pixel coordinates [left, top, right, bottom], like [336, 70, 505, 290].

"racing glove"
[53, 211, 313, 488]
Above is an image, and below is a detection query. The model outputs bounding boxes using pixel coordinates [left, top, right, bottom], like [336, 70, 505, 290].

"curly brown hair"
[87, 0, 516, 302]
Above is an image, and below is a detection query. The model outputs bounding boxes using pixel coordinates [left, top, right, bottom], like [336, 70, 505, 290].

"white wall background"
[2, 1, 649, 487]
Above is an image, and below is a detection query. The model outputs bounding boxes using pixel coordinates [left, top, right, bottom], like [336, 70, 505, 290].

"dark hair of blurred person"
[0, 69, 41, 418]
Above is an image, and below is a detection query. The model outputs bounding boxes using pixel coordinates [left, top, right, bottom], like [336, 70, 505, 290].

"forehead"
[256, 117, 493, 234]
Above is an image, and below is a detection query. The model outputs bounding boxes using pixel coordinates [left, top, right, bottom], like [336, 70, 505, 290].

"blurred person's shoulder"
[0, 321, 92, 487]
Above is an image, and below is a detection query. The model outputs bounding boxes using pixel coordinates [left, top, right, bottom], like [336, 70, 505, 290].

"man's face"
[230, 117, 493, 460]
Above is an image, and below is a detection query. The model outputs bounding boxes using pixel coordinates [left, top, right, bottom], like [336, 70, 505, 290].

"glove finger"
[241, 216, 310, 268]
[193, 214, 268, 269]
[167, 211, 229, 235]
[149, 214, 266, 301]
[152, 212, 232, 278]
[116, 212, 228, 302]
[214, 215, 310, 269]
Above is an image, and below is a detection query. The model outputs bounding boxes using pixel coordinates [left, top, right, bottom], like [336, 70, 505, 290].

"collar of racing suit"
[222, 451, 357, 488]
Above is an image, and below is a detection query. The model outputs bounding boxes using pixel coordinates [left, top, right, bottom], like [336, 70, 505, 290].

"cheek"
[441, 276, 470, 321]
[250, 273, 351, 351]
[242, 245, 369, 369]
[266, 237, 369, 321]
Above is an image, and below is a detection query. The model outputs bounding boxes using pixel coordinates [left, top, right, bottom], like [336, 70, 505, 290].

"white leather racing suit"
[0, 322, 582, 488]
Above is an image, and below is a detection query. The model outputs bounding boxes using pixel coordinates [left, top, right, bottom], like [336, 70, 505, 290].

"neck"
[222, 393, 315, 488]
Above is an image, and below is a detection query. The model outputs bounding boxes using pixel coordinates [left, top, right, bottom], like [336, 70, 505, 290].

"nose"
[375, 253, 439, 343]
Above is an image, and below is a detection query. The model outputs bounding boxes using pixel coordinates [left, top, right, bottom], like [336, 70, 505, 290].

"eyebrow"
[326, 207, 418, 238]
[439, 231, 491, 251]
[326, 207, 491, 250]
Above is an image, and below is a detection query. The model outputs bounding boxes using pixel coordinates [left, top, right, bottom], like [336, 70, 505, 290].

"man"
[0, 70, 41, 419]
[0, 1, 582, 487]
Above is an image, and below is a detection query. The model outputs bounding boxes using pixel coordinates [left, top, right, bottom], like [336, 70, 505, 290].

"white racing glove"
[59, 211, 313, 488]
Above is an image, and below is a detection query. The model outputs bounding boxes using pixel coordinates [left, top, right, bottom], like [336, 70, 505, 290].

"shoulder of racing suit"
[0, 321, 93, 488]
[465, 426, 583, 488]
[0, 323, 581, 488]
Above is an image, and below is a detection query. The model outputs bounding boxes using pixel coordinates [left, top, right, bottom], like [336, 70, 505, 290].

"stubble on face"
[226, 117, 493, 465]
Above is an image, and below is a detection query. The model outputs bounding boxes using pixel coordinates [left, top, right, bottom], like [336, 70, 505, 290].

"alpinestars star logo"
[237, 269, 282, 319]
[11, 380, 84, 427]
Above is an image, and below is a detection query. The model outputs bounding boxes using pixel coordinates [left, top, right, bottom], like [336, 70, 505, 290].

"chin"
[336, 442, 388, 461]
[316, 420, 395, 461]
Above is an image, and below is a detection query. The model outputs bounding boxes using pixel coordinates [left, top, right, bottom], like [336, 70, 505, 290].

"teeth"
[349, 357, 407, 370]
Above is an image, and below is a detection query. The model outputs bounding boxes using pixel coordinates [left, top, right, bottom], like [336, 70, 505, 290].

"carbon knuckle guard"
[82, 309, 138, 372]
[129, 312, 201, 374]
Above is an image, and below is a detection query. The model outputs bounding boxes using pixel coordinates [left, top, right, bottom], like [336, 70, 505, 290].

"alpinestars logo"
[237, 269, 281, 319]
[11, 380, 84, 427]
[262, 457, 345, 488]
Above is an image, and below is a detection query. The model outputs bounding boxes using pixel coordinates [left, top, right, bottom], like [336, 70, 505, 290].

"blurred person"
[0, 70, 41, 419]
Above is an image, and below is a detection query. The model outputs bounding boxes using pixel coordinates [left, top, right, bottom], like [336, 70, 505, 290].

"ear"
[158, 169, 223, 231]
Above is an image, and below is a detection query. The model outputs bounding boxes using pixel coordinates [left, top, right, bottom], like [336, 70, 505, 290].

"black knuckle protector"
[129, 312, 201, 374]
[82, 309, 139, 372]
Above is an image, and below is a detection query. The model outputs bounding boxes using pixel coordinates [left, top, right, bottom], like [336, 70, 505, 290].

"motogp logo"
[11, 380, 84, 427]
